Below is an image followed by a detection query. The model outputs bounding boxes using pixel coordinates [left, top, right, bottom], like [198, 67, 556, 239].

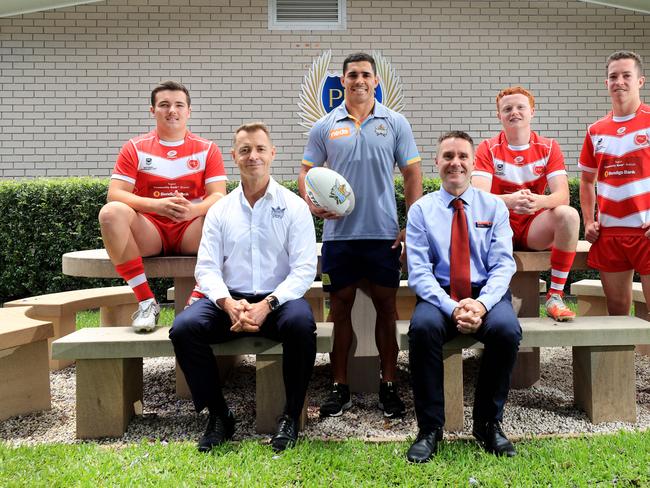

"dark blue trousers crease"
[408, 291, 521, 432]
[169, 295, 316, 421]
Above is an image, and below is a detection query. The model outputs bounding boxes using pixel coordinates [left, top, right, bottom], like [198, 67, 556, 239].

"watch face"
[267, 296, 279, 311]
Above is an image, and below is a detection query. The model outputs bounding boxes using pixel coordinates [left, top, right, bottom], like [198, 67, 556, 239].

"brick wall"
[1, 0, 648, 179]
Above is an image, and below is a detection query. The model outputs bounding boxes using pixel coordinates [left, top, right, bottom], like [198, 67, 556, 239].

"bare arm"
[580, 171, 600, 243]
[401, 162, 423, 211]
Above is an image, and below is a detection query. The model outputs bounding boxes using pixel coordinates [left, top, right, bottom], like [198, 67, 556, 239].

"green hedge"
[0, 177, 592, 303]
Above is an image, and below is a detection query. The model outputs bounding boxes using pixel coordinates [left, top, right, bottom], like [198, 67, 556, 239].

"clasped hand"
[508, 189, 542, 215]
[155, 190, 196, 222]
[223, 298, 270, 333]
[453, 298, 487, 335]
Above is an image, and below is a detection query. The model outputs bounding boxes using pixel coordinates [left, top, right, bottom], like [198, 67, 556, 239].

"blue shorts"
[321, 239, 401, 292]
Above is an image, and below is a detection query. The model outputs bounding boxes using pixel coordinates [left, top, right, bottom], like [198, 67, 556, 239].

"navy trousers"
[408, 291, 521, 432]
[169, 294, 316, 421]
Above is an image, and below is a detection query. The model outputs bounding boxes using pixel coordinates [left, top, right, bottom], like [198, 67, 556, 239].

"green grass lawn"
[1, 432, 649, 486]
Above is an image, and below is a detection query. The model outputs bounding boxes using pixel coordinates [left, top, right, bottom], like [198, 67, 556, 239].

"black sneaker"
[378, 381, 406, 418]
[270, 414, 299, 452]
[319, 383, 352, 417]
[197, 410, 235, 453]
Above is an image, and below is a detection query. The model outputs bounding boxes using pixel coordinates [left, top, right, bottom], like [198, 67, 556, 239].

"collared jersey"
[195, 177, 317, 306]
[302, 102, 421, 241]
[112, 129, 227, 204]
[579, 103, 650, 228]
[406, 186, 515, 318]
[473, 131, 566, 226]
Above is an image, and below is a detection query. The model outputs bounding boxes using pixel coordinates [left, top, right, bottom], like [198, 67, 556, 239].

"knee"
[98, 201, 133, 229]
[280, 301, 316, 338]
[554, 205, 580, 231]
[169, 310, 197, 345]
[409, 315, 444, 345]
[492, 319, 522, 348]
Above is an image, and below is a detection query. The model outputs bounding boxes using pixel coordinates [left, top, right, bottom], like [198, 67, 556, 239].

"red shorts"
[510, 209, 545, 251]
[587, 227, 650, 274]
[142, 213, 197, 255]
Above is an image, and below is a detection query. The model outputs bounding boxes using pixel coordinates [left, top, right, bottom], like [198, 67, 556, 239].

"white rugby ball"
[305, 167, 355, 217]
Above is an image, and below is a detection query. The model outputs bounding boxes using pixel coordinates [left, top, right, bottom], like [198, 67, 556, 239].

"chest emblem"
[187, 159, 199, 170]
[271, 206, 286, 219]
[167, 150, 178, 158]
[495, 162, 505, 176]
[513, 156, 525, 165]
[533, 164, 545, 176]
[616, 127, 627, 135]
[634, 133, 648, 146]
[375, 124, 388, 137]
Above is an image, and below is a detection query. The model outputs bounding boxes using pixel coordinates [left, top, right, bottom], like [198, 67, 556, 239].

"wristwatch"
[265, 295, 279, 311]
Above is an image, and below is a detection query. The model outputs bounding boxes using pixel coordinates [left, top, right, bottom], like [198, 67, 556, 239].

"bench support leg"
[0, 340, 51, 421]
[255, 354, 307, 434]
[634, 301, 650, 356]
[76, 358, 143, 439]
[100, 304, 138, 327]
[509, 272, 541, 388]
[577, 296, 608, 316]
[572, 345, 636, 423]
[443, 348, 464, 432]
[26, 312, 75, 370]
[348, 284, 380, 393]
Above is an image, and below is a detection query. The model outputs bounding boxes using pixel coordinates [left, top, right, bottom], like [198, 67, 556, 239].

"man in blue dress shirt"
[405, 131, 521, 463]
[170, 122, 318, 454]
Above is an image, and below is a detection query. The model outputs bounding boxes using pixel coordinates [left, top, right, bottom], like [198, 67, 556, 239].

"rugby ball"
[305, 167, 355, 217]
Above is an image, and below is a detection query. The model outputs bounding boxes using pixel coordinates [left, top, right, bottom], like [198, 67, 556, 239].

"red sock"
[548, 248, 576, 297]
[115, 257, 154, 302]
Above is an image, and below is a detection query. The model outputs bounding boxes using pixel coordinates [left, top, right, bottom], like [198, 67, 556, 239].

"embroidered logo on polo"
[271, 206, 286, 218]
[298, 50, 405, 135]
[329, 180, 352, 205]
[375, 124, 388, 137]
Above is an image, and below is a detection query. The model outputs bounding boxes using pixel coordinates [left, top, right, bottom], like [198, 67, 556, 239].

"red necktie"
[450, 198, 471, 301]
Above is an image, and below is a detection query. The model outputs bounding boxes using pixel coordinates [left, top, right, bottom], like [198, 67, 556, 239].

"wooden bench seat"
[4, 286, 138, 370]
[0, 306, 53, 420]
[52, 323, 334, 439]
[397, 315, 650, 431]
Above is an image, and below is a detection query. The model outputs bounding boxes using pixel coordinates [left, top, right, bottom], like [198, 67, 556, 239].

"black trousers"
[408, 291, 521, 432]
[169, 294, 317, 421]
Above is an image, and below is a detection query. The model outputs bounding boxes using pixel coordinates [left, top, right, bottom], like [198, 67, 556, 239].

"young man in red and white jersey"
[99, 81, 227, 332]
[580, 51, 650, 316]
[471, 86, 579, 321]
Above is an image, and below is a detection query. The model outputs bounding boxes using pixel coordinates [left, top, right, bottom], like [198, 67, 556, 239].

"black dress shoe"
[270, 414, 299, 452]
[197, 410, 235, 453]
[406, 428, 443, 463]
[472, 420, 516, 457]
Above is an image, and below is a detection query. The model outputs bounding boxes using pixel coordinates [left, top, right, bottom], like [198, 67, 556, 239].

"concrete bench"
[0, 306, 54, 421]
[4, 286, 138, 370]
[571, 279, 650, 356]
[51, 323, 334, 439]
[397, 315, 650, 431]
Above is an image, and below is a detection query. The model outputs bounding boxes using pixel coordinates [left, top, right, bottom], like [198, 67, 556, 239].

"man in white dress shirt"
[170, 122, 318, 453]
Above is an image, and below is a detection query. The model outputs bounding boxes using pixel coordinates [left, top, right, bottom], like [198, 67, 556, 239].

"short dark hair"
[438, 131, 474, 148]
[233, 121, 272, 147]
[343, 52, 376, 75]
[150, 81, 191, 107]
[606, 51, 644, 76]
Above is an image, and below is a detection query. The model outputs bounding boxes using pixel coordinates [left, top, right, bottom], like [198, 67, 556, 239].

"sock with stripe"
[115, 257, 155, 303]
[547, 248, 576, 298]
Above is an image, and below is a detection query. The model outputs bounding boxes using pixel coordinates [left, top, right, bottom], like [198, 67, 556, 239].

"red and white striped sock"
[548, 248, 576, 298]
[115, 257, 155, 303]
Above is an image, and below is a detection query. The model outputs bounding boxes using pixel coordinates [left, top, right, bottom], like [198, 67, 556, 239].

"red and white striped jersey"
[473, 130, 567, 196]
[111, 129, 226, 203]
[579, 104, 650, 228]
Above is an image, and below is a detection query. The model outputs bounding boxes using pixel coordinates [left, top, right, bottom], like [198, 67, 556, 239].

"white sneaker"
[132, 299, 160, 332]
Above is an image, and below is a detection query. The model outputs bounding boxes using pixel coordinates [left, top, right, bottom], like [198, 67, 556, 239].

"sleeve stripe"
[301, 159, 315, 167]
[578, 163, 597, 173]
[547, 169, 567, 180]
[205, 175, 228, 184]
[471, 170, 493, 180]
[406, 156, 422, 165]
[111, 174, 136, 185]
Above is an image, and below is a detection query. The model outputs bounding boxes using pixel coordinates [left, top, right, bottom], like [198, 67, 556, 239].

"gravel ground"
[2, 347, 649, 446]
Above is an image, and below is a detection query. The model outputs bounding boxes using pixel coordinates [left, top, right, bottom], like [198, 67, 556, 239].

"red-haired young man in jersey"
[99, 81, 227, 332]
[580, 51, 650, 316]
[471, 87, 579, 321]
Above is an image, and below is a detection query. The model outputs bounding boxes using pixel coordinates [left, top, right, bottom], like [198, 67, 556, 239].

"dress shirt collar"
[234, 176, 279, 207]
[439, 185, 475, 208]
